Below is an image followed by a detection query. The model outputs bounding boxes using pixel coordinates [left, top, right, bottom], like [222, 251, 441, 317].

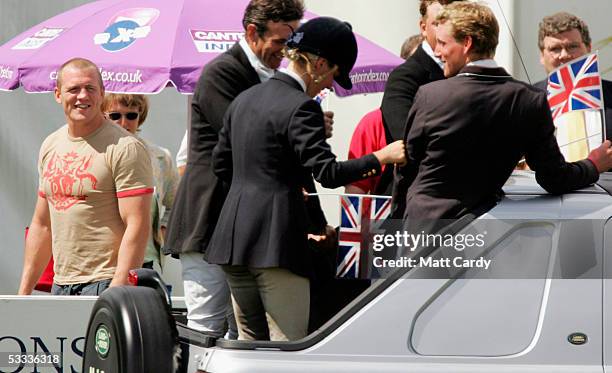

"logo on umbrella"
[12, 28, 64, 50]
[190, 30, 244, 53]
[94, 8, 160, 52]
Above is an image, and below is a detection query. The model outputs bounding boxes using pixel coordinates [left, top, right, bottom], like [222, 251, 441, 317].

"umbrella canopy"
[0, 0, 402, 96]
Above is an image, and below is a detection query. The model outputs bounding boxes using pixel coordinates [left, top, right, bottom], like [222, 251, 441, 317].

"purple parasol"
[0, 0, 402, 96]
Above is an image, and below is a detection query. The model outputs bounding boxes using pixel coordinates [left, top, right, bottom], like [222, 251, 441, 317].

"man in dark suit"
[164, 0, 304, 338]
[381, 0, 457, 143]
[395, 2, 612, 223]
[535, 12, 612, 140]
[379, 0, 457, 198]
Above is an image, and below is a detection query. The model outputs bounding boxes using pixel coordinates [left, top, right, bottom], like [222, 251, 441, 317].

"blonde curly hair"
[436, 2, 499, 59]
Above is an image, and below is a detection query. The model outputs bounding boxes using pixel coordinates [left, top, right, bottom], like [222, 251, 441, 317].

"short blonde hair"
[56, 57, 103, 90]
[102, 93, 149, 126]
[436, 2, 499, 59]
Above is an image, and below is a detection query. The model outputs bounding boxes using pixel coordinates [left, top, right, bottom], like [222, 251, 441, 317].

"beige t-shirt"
[38, 121, 153, 285]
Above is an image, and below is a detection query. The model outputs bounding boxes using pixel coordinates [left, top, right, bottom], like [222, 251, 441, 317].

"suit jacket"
[395, 65, 599, 222]
[164, 43, 261, 255]
[534, 78, 612, 140]
[205, 72, 381, 276]
[165, 43, 328, 256]
[380, 44, 445, 142]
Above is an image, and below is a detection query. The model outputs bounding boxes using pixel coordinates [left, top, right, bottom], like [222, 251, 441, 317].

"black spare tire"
[82, 286, 176, 373]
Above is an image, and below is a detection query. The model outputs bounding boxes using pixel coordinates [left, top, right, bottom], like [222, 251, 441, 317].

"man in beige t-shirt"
[18, 58, 153, 295]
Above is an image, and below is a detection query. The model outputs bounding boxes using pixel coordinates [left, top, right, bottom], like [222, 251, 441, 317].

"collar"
[457, 64, 512, 79]
[466, 59, 498, 68]
[239, 38, 275, 82]
[273, 71, 308, 92]
[280, 67, 307, 92]
[421, 40, 444, 70]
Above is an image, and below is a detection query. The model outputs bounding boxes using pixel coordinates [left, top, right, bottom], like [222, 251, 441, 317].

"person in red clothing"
[345, 108, 389, 195]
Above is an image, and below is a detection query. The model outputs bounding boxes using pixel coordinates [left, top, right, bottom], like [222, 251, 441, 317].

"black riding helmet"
[286, 16, 358, 90]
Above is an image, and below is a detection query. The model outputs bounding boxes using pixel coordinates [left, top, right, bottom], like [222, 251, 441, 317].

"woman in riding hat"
[207, 17, 405, 341]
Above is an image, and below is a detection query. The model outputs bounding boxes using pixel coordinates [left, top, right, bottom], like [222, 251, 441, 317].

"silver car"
[82, 172, 612, 373]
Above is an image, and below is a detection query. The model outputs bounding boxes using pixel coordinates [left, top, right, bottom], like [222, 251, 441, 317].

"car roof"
[503, 170, 612, 195]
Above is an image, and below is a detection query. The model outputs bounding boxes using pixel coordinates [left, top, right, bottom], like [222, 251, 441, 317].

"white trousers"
[180, 252, 236, 338]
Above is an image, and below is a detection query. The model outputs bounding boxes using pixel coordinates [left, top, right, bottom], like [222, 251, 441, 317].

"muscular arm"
[18, 196, 52, 295]
[111, 194, 152, 287]
[161, 150, 179, 225]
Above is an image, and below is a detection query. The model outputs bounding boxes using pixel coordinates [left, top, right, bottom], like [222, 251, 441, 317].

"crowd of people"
[17, 0, 612, 343]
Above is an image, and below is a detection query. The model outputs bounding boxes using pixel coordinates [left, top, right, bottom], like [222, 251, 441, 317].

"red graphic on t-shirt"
[42, 151, 98, 211]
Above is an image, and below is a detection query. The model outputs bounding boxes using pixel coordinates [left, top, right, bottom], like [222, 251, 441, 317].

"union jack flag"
[547, 52, 603, 120]
[337, 195, 391, 279]
[314, 88, 330, 105]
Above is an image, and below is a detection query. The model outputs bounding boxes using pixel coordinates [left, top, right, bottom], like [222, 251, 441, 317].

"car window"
[410, 222, 554, 356]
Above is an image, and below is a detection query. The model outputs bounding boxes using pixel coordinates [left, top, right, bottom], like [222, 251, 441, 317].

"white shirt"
[459, 59, 509, 79]
[466, 59, 498, 68]
[176, 130, 188, 167]
[280, 67, 307, 92]
[421, 40, 444, 70]
[239, 38, 275, 82]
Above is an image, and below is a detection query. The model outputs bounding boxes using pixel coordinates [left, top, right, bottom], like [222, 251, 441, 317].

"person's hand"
[302, 187, 309, 201]
[323, 224, 336, 241]
[307, 225, 336, 243]
[588, 140, 612, 173]
[307, 233, 326, 242]
[373, 140, 406, 166]
[323, 111, 334, 138]
[109, 277, 129, 288]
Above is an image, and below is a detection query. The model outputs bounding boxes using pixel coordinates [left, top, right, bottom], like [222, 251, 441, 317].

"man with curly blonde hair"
[393, 2, 612, 223]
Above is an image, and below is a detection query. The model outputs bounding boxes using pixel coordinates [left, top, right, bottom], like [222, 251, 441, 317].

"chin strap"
[312, 65, 338, 85]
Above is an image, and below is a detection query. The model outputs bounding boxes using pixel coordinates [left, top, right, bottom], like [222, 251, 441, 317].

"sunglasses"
[107, 112, 139, 121]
